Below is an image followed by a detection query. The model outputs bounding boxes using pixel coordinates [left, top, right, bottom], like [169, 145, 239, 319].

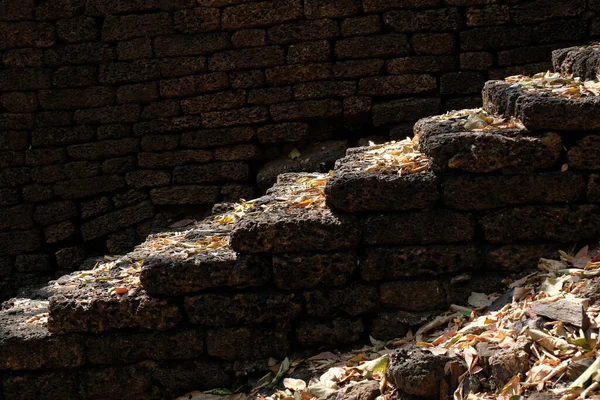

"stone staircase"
[2, 45, 600, 400]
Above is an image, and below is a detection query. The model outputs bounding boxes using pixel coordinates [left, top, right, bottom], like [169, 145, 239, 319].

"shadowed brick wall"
[0, 0, 597, 299]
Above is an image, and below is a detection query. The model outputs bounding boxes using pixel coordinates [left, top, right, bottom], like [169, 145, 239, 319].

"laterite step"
[553, 44, 600, 81]
[482, 73, 600, 131]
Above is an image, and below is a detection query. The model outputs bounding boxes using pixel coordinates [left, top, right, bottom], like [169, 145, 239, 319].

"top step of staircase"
[482, 72, 600, 131]
[553, 44, 600, 81]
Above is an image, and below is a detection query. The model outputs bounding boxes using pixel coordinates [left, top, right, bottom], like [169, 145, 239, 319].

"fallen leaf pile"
[266, 174, 328, 210]
[361, 137, 429, 175]
[437, 108, 526, 131]
[505, 71, 600, 99]
[177, 246, 600, 400]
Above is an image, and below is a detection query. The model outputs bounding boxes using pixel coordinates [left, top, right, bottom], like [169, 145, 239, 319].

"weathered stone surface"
[54, 175, 125, 199]
[270, 99, 342, 121]
[231, 28, 266, 47]
[441, 173, 586, 210]
[173, 162, 248, 183]
[362, 245, 479, 281]
[81, 201, 153, 240]
[268, 19, 339, 44]
[326, 153, 438, 212]
[181, 90, 246, 114]
[385, 8, 462, 32]
[460, 26, 532, 51]
[78, 363, 159, 400]
[150, 185, 219, 205]
[0, 205, 33, 230]
[415, 116, 562, 173]
[334, 380, 380, 400]
[202, 106, 269, 128]
[265, 64, 333, 85]
[335, 34, 409, 59]
[0, 91, 38, 113]
[160, 73, 229, 98]
[173, 7, 219, 33]
[363, 210, 474, 245]
[287, 40, 330, 64]
[483, 80, 600, 131]
[2, 371, 79, 400]
[381, 280, 448, 311]
[386, 346, 455, 399]
[221, 0, 302, 29]
[480, 205, 600, 244]
[273, 252, 356, 289]
[33, 200, 76, 226]
[231, 205, 359, 253]
[38, 86, 113, 110]
[206, 327, 290, 360]
[485, 244, 562, 272]
[341, 15, 381, 37]
[181, 127, 255, 148]
[0, 230, 41, 255]
[185, 292, 301, 326]
[334, 59, 384, 79]
[48, 282, 182, 334]
[553, 46, 600, 81]
[568, 136, 600, 170]
[305, 285, 378, 317]
[138, 150, 212, 168]
[388, 54, 457, 74]
[153, 33, 231, 57]
[74, 104, 141, 124]
[141, 245, 269, 295]
[589, 174, 600, 202]
[209, 46, 284, 71]
[372, 97, 440, 126]
[0, 296, 84, 370]
[297, 318, 364, 346]
[86, 329, 205, 364]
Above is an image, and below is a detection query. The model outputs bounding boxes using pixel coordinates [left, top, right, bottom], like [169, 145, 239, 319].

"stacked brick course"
[0, 0, 597, 298]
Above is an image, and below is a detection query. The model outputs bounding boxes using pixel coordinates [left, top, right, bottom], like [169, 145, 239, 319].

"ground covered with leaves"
[178, 246, 600, 400]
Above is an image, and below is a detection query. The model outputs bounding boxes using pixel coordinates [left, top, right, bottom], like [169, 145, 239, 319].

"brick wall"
[0, 0, 597, 299]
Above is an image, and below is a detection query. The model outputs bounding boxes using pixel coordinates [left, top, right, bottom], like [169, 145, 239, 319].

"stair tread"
[553, 44, 600, 81]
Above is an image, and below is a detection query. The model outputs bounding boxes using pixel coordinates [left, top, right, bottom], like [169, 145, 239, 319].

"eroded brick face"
[0, 0, 595, 300]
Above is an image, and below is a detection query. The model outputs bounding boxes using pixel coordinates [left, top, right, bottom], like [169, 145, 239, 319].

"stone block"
[0, 131, 28, 150]
[344, 95, 371, 116]
[99, 60, 160, 85]
[159, 72, 228, 98]
[54, 175, 125, 199]
[381, 280, 447, 311]
[326, 155, 438, 211]
[153, 33, 231, 57]
[483, 80, 600, 131]
[117, 83, 159, 104]
[248, 87, 293, 105]
[0, 68, 51, 91]
[2, 372, 78, 400]
[0, 168, 31, 188]
[102, 156, 136, 175]
[362, 0, 438, 12]
[35, 0, 82, 20]
[148, 360, 233, 398]
[460, 52, 493, 70]
[0, 21, 56, 51]
[333, 59, 384, 78]
[150, 185, 219, 205]
[0, 205, 33, 230]
[38, 87, 113, 110]
[33, 200, 76, 226]
[173, 162, 248, 183]
[86, 329, 204, 365]
[14, 254, 51, 273]
[0, 230, 42, 255]
[74, 105, 141, 124]
[0, 113, 34, 130]
[0, 188, 19, 206]
[0, 92, 38, 113]
[412, 33, 455, 55]
[26, 148, 65, 166]
[363, 210, 475, 245]
[442, 173, 585, 210]
[484, 244, 562, 272]
[80, 201, 153, 240]
[118, 38, 153, 61]
[480, 205, 600, 244]
[85, 0, 159, 14]
[230, 70, 265, 88]
[272, 252, 356, 289]
[140, 135, 179, 152]
[112, 190, 147, 209]
[372, 97, 440, 126]
[512, 0, 583, 24]
[553, 46, 600, 81]
[305, 285, 378, 317]
[181, 126, 255, 148]
[36, 111, 73, 127]
[43, 42, 115, 66]
[384, 8, 462, 32]
[78, 364, 157, 400]
[414, 116, 562, 173]
[158, 56, 206, 78]
[297, 318, 364, 346]
[221, 0, 302, 29]
[362, 245, 479, 281]
[206, 327, 290, 360]
[305, 0, 360, 18]
[230, 206, 360, 253]
[81, 197, 112, 220]
[181, 90, 246, 114]
[568, 136, 600, 170]
[45, 220, 76, 243]
[257, 122, 308, 143]
[440, 71, 486, 95]
[102, 12, 173, 41]
[270, 99, 342, 121]
[173, 7, 219, 33]
[66, 139, 139, 160]
[287, 40, 330, 64]
[268, 19, 339, 44]
[360, 74, 437, 96]
[231, 29, 266, 47]
[209, 46, 284, 71]
[341, 15, 381, 36]
[335, 34, 409, 59]
[201, 106, 269, 128]
[460, 26, 532, 51]
[467, 4, 509, 26]
[56, 16, 99, 43]
[52, 65, 97, 88]
[55, 247, 85, 270]
[0, 0, 33, 21]
[370, 310, 434, 341]
[265, 64, 333, 85]
[214, 144, 259, 160]
[142, 100, 181, 120]
[294, 81, 355, 100]
[185, 292, 301, 326]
